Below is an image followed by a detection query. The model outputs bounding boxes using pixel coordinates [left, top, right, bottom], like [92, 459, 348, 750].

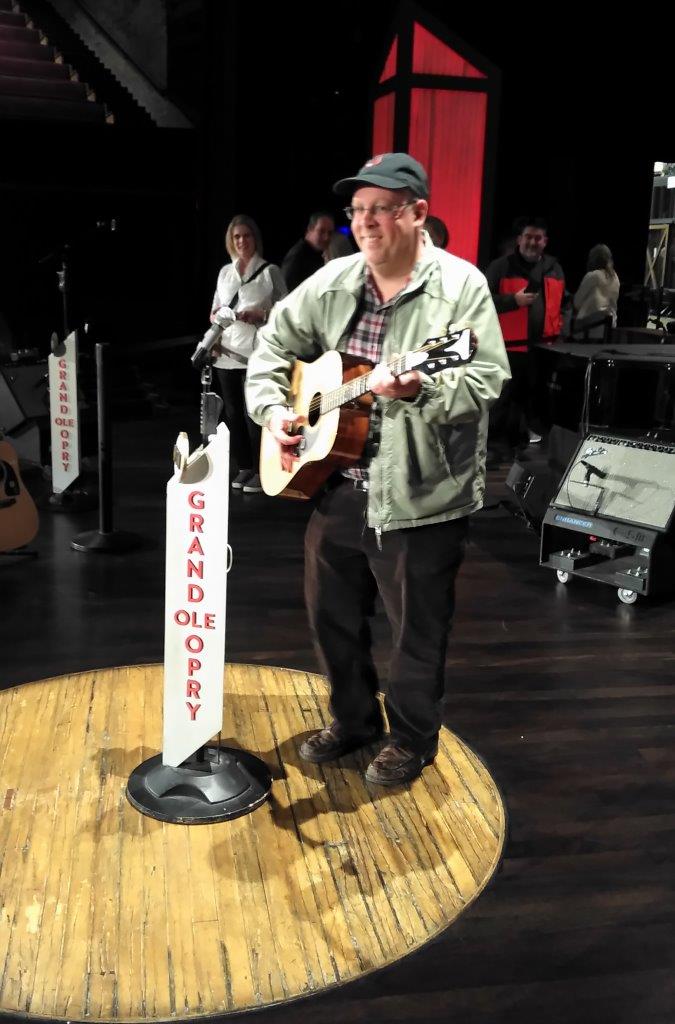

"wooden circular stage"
[0, 664, 505, 1021]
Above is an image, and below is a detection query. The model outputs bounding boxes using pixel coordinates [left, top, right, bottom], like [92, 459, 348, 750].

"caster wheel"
[556, 570, 570, 584]
[617, 588, 638, 605]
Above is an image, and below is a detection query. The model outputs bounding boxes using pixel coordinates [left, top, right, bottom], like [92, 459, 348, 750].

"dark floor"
[2, 408, 675, 1024]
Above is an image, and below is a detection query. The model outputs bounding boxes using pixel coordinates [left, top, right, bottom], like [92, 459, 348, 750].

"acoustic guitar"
[0, 435, 39, 552]
[260, 326, 476, 499]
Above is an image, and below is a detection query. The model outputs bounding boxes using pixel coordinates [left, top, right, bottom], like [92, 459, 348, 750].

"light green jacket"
[246, 241, 510, 533]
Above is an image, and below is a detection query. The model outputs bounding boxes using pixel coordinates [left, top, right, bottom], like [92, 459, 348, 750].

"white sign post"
[48, 331, 80, 493]
[163, 424, 230, 767]
[126, 422, 271, 824]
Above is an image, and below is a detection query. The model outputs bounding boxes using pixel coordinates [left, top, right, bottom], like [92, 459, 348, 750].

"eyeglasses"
[343, 200, 416, 222]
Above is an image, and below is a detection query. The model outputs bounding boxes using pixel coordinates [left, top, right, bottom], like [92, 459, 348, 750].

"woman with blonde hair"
[210, 214, 286, 492]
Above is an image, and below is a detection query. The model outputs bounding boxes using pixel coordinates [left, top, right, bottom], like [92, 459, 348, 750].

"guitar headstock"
[407, 327, 476, 376]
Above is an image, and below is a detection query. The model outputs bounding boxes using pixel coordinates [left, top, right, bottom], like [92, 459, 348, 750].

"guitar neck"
[319, 353, 411, 415]
[313, 329, 470, 417]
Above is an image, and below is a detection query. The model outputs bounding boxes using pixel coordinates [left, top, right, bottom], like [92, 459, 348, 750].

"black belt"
[324, 473, 370, 495]
[343, 476, 369, 492]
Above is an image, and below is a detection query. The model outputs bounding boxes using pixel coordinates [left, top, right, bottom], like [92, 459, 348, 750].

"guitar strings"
[310, 354, 407, 415]
[305, 333, 465, 417]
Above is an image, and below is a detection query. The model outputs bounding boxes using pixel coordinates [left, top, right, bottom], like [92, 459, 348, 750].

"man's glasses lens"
[344, 201, 414, 221]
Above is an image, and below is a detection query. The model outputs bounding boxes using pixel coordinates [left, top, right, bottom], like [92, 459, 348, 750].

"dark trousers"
[213, 367, 260, 472]
[489, 348, 548, 450]
[304, 481, 468, 754]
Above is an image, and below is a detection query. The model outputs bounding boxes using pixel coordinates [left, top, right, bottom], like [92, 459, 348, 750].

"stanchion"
[46, 486, 97, 513]
[71, 342, 142, 553]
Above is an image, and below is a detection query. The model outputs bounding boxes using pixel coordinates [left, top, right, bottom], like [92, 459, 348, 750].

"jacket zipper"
[370, 304, 398, 549]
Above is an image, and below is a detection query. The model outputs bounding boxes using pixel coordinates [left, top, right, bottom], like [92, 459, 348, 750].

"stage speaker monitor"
[0, 363, 49, 433]
[551, 433, 675, 532]
[505, 456, 557, 525]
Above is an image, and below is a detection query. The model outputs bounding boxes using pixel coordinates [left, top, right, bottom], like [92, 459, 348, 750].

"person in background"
[425, 214, 449, 250]
[281, 212, 335, 290]
[485, 217, 565, 451]
[211, 214, 287, 493]
[323, 231, 356, 262]
[573, 244, 620, 330]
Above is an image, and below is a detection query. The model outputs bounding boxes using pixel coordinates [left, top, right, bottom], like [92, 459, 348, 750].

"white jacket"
[211, 253, 287, 370]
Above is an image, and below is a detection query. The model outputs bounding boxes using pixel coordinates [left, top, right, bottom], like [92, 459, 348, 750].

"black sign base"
[44, 488, 98, 514]
[126, 745, 272, 824]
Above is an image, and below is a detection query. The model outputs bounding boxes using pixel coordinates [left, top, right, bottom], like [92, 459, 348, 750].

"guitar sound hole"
[308, 396, 321, 427]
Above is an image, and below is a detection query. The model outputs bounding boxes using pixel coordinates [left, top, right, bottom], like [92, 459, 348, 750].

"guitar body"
[0, 439, 39, 551]
[260, 350, 373, 499]
[259, 327, 476, 500]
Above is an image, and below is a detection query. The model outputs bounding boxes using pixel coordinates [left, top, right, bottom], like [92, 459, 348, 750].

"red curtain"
[409, 88, 487, 265]
[412, 23, 485, 78]
[379, 36, 398, 83]
[372, 92, 395, 155]
[411, 23, 485, 77]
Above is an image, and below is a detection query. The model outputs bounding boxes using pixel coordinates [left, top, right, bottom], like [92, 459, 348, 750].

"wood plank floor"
[0, 663, 504, 1021]
[1, 409, 675, 1023]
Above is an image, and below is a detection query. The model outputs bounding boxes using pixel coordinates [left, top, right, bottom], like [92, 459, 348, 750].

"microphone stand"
[71, 343, 143, 553]
[56, 244, 70, 339]
[38, 222, 117, 514]
[37, 240, 71, 341]
[199, 362, 223, 445]
[39, 219, 117, 342]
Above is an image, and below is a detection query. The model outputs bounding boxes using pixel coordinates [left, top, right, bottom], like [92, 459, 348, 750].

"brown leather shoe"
[365, 743, 435, 786]
[299, 723, 383, 764]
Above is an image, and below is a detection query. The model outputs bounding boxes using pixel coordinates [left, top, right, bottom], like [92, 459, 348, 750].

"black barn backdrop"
[0, 0, 666, 366]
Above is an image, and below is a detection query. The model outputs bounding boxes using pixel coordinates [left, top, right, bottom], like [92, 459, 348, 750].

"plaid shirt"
[343, 268, 408, 483]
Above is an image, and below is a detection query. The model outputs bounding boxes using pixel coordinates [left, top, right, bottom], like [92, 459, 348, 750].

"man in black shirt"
[281, 212, 335, 291]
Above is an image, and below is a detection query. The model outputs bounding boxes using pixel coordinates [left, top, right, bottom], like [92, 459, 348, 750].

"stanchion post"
[71, 342, 142, 553]
[97, 342, 113, 535]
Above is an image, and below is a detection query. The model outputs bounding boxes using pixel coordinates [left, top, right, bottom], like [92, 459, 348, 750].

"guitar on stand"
[260, 326, 476, 499]
[0, 431, 39, 553]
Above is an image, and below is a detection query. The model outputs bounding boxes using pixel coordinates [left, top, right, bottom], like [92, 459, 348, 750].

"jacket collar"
[234, 251, 265, 282]
[318, 231, 442, 300]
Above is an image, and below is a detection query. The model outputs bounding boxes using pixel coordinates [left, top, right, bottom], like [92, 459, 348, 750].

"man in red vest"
[485, 217, 565, 450]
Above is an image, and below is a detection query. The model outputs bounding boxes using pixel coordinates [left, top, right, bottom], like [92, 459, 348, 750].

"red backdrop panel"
[409, 88, 487, 265]
[379, 36, 398, 83]
[372, 92, 395, 155]
[412, 23, 485, 78]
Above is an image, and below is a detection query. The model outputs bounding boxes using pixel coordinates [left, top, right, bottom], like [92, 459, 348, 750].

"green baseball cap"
[333, 152, 429, 199]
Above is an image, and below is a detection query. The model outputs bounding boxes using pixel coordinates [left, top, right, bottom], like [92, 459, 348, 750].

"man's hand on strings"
[369, 363, 421, 400]
[267, 406, 306, 473]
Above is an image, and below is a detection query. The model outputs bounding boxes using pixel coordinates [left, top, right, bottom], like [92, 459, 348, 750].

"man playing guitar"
[246, 153, 509, 786]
